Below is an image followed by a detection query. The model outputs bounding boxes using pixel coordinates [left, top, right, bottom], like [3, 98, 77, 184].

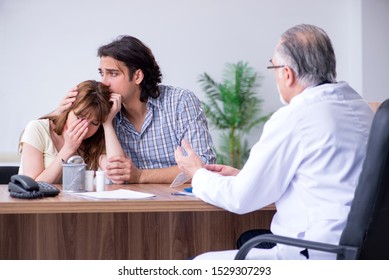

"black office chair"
[0, 166, 20, 184]
[235, 99, 389, 260]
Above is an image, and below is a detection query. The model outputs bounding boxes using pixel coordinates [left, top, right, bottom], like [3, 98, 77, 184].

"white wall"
[0, 0, 387, 163]
[362, 0, 389, 99]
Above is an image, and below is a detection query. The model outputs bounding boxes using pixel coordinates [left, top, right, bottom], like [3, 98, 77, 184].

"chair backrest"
[0, 166, 19, 184]
[338, 99, 389, 259]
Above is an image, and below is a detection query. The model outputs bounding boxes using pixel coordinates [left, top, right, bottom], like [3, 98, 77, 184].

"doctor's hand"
[174, 139, 204, 178]
[204, 164, 240, 176]
[105, 155, 140, 184]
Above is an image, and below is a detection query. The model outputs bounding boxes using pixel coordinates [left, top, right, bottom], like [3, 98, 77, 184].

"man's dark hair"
[97, 35, 162, 102]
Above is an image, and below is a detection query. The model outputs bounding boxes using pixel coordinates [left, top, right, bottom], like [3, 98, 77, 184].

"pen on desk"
[171, 191, 194, 197]
[171, 191, 187, 196]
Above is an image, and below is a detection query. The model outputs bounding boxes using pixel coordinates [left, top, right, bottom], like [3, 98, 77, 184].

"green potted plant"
[199, 61, 270, 169]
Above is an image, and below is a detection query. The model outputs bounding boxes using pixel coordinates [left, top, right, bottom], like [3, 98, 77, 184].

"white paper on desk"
[73, 189, 155, 200]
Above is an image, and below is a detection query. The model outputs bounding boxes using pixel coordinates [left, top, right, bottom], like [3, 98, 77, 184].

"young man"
[175, 24, 374, 259]
[60, 36, 215, 184]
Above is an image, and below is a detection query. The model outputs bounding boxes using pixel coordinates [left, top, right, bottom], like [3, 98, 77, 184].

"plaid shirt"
[113, 85, 216, 169]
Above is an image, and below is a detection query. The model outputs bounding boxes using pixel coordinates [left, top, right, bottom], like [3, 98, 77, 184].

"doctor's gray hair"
[275, 24, 337, 88]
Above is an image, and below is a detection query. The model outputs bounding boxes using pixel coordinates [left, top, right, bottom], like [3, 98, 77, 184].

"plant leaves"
[199, 61, 270, 168]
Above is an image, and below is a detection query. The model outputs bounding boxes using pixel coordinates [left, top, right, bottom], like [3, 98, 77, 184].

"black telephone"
[8, 174, 60, 199]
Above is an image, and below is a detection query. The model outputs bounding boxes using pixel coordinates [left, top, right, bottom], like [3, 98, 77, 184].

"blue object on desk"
[171, 191, 195, 197]
[184, 187, 193, 193]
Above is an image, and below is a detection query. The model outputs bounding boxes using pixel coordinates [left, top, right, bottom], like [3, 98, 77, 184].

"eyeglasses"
[267, 59, 285, 69]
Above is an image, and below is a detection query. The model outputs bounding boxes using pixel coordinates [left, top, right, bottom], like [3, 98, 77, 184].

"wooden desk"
[0, 184, 275, 260]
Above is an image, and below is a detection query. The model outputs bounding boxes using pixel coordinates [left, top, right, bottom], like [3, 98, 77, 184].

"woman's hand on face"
[62, 118, 89, 154]
[105, 93, 122, 125]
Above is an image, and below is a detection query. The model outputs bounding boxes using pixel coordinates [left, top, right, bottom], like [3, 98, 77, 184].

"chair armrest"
[234, 234, 359, 260]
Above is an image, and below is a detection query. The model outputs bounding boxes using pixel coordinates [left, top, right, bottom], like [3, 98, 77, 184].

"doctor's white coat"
[192, 82, 374, 260]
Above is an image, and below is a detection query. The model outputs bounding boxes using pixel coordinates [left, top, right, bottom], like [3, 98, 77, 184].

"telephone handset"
[8, 174, 60, 199]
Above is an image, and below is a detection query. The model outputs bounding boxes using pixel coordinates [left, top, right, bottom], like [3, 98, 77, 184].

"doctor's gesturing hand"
[174, 139, 204, 178]
[175, 139, 241, 178]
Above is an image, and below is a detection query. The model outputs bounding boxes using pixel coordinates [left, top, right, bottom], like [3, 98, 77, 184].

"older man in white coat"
[175, 24, 374, 260]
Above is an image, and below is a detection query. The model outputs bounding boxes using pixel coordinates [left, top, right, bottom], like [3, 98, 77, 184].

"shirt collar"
[147, 96, 161, 109]
[116, 96, 161, 123]
[290, 81, 346, 105]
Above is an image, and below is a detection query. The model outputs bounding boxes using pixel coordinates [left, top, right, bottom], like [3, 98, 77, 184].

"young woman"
[19, 80, 124, 183]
